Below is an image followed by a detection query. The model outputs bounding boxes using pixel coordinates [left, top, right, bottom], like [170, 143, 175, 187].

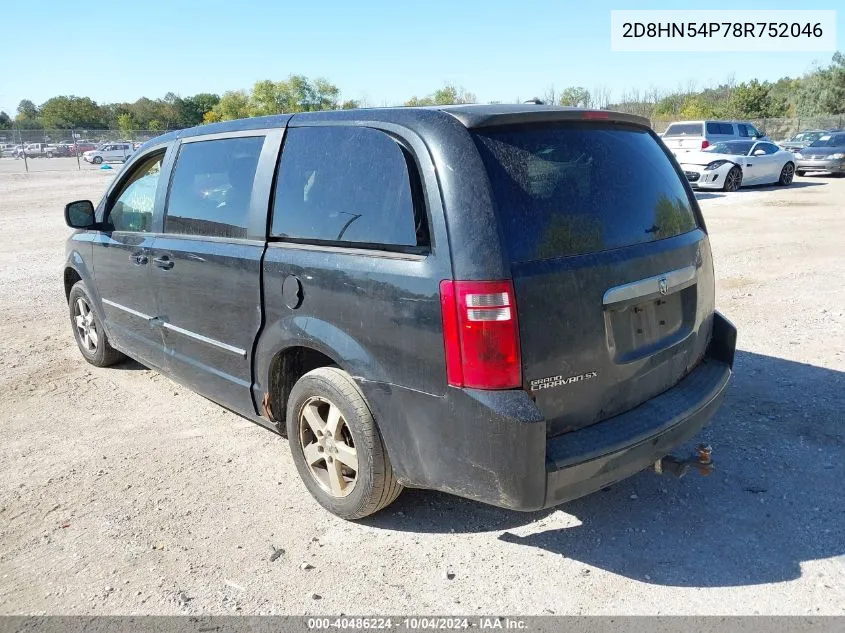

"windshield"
[663, 123, 703, 137]
[704, 141, 754, 155]
[808, 134, 845, 148]
[789, 131, 823, 143]
[473, 123, 698, 262]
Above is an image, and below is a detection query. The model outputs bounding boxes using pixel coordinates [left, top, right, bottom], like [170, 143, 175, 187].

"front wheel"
[796, 170, 806, 177]
[286, 367, 402, 519]
[722, 166, 743, 192]
[68, 281, 125, 367]
[778, 162, 795, 186]
[92, 156, 103, 164]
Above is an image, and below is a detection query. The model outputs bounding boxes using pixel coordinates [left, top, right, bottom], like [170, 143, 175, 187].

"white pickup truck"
[20, 143, 61, 158]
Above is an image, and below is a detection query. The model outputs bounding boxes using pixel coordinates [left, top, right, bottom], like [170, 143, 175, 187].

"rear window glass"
[271, 126, 427, 249]
[473, 124, 698, 262]
[664, 123, 703, 136]
[706, 122, 734, 135]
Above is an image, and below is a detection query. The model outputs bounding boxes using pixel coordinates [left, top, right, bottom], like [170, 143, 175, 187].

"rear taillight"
[701, 140, 710, 149]
[439, 280, 521, 390]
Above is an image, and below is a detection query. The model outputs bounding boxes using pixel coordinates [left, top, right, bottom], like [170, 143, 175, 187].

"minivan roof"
[146, 104, 651, 147]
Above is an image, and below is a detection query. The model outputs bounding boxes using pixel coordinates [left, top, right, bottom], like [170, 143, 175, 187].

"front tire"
[286, 367, 402, 519]
[92, 156, 103, 164]
[796, 170, 806, 177]
[68, 281, 125, 367]
[722, 166, 743, 192]
[778, 162, 795, 186]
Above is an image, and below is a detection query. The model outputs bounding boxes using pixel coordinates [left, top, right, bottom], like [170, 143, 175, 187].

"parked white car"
[662, 120, 769, 154]
[82, 143, 133, 164]
[678, 140, 795, 191]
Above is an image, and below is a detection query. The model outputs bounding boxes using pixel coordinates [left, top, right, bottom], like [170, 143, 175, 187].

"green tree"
[404, 95, 435, 106]
[404, 83, 475, 106]
[558, 86, 591, 108]
[148, 119, 164, 132]
[39, 96, 107, 129]
[679, 96, 719, 119]
[796, 52, 845, 115]
[177, 93, 220, 127]
[725, 80, 786, 118]
[16, 99, 38, 120]
[117, 113, 136, 137]
[207, 90, 251, 122]
[0, 111, 11, 129]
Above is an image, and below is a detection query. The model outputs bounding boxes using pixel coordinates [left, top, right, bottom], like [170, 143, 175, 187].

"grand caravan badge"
[530, 371, 598, 391]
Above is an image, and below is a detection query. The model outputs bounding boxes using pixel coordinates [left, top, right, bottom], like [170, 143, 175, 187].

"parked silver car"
[794, 131, 845, 176]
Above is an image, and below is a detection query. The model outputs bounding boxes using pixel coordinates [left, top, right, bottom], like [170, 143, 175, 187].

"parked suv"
[661, 120, 768, 154]
[82, 142, 133, 164]
[63, 106, 736, 519]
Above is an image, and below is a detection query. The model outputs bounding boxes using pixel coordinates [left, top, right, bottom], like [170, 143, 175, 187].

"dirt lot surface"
[0, 157, 109, 174]
[0, 170, 843, 615]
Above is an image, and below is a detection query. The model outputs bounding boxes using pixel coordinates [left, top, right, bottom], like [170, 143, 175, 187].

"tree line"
[2, 52, 842, 134]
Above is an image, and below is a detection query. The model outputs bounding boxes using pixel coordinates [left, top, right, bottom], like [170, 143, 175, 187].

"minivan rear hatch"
[473, 121, 714, 437]
[661, 122, 705, 152]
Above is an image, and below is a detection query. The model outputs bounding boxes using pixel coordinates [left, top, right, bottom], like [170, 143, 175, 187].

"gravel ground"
[0, 170, 843, 615]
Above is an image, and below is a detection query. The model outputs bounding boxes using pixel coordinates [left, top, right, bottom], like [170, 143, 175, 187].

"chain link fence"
[0, 129, 171, 173]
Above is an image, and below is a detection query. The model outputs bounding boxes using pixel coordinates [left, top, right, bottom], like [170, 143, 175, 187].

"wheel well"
[266, 346, 337, 430]
[64, 268, 82, 301]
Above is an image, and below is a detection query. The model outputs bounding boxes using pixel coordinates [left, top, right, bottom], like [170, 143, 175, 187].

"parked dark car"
[779, 129, 827, 152]
[63, 105, 736, 519]
[794, 131, 845, 176]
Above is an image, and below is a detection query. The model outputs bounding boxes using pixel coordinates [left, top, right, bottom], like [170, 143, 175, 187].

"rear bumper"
[544, 352, 730, 506]
[363, 312, 736, 511]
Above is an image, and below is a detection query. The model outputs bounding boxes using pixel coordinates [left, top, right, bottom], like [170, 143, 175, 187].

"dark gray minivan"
[63, 105, 736, 519]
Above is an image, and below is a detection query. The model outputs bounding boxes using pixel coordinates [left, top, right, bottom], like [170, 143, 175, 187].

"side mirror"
[753, 149, 766, 156]
[65, 200, 96, 229]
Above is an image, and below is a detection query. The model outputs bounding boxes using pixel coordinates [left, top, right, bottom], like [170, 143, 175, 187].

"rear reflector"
[701, 140, 710, 149]
[439, 280, 522, 389]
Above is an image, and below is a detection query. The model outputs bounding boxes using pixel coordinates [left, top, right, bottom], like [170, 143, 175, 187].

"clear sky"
[0, 0, 841, 113]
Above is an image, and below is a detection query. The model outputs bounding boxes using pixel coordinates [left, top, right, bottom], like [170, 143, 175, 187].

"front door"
[93, 150, 168, 369]
[148, 133, 278, 415]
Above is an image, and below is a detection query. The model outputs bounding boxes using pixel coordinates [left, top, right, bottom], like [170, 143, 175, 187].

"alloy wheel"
[74, 297, 98, 352]
[781, 163, 795, 184]
[726, 168, 742, 191]
[298, 396, 358, 498]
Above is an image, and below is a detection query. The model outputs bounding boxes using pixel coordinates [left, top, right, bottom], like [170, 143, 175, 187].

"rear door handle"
[130, 253, 148, 266]
[153, 256, 174, 270]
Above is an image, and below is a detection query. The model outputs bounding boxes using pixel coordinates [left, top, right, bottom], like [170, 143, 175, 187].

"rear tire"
[286, 367, 402, 519]
[778, 162, 795, 186]
[722, 166, 743, 192]
[68, 281, 125, 367]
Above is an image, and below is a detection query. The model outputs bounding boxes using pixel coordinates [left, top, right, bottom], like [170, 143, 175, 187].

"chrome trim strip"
[161, 322, 247, 357]
[603, 265, 698, 306]
[102, 299, 154, 321]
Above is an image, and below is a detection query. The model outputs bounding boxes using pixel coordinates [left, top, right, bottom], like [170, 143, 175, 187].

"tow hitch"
[654, 444, 714, 478]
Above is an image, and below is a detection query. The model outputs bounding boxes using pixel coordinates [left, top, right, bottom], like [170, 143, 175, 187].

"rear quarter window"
[664, 123, 703, 136]
[271, 126, 428, 250]
[473, 123, 698, 262]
